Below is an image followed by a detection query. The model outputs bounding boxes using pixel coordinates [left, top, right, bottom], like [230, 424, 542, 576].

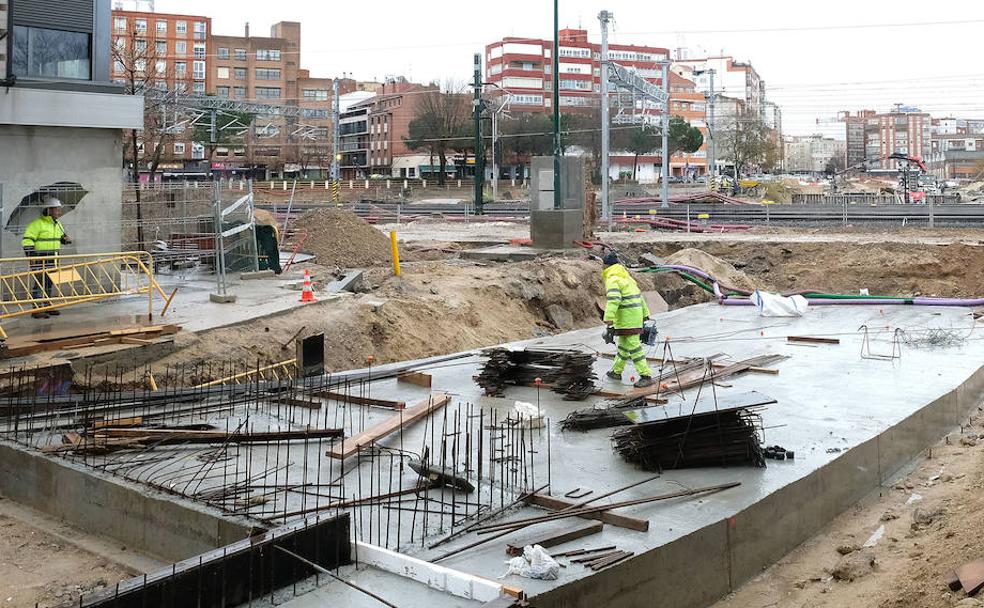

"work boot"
[31, 311, 49, 319]
[634, 376, 655, 388]
[606, 370, 622, 380]
[47, 309, 60, 316]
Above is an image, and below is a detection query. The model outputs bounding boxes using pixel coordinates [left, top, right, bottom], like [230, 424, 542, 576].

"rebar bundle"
[613, 406, 766, 470]
[560, 395, 646, 431]
[475, 348, 597, 400]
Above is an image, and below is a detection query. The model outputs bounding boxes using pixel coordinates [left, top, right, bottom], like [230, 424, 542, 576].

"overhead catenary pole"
[660, 61, 670, 209]
[552, 0, 561, 209]
[599, 10, 612, 226]
[708, 69, 717, 185]
[473, 53, 485, 215]
[332, 78, 341, 184]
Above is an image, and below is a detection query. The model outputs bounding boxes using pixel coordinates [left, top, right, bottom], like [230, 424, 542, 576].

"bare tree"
[404, 82, 468, 186]
[720, 115, 776, 179]
[112, 29, 174, 248]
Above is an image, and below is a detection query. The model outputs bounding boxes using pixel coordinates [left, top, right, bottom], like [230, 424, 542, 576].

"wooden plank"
[354, 540, 517, 602]
[397, 371, 433, 388]
[787, 335, 840, 345]
[93, 417, 143, 429]
[525, 494, 650, 532]
[955, 558, 984, 595]
[5, 325, 181, 357]
[314, 390, 406, 410]
[505, 520, 603, 556]
[273, 395, 323, 409]
[327, 393, 451, 460]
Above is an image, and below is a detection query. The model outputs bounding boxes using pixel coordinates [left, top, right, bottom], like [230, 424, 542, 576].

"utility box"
[296, 333, 326, 378]
[530, 156, 585, 249]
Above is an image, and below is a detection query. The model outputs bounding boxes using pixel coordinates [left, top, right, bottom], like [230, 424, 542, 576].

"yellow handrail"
[0, 251, 170, 340]
[194, 358, 297, 388]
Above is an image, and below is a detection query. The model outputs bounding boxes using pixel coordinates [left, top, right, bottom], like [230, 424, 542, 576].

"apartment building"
[486, 29, 669, 113]
[864, 105, 931, 171]
[673, 56, 765, 117]
[2, 0, 143, 255]
[783, 135, 847, 173]
[110, 8, 211, 174]
[839, 110, 875, 169]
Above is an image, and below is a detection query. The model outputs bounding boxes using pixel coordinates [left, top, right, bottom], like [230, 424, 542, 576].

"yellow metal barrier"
[0, 251, 171, 339]
[195, 358, 297, 388]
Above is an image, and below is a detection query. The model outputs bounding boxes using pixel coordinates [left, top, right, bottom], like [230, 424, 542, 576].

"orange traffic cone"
[299, 268, 316, 303]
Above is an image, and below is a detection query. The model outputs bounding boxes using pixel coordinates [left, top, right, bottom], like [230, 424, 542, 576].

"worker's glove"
[603, 326, 615, 345]
[61, 235, 72, 245]
[641, 321, 659, 346]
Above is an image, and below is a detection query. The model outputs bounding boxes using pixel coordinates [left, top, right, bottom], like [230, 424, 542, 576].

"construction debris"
[476, 348, 598, 400]
[951, 558, 984, 597]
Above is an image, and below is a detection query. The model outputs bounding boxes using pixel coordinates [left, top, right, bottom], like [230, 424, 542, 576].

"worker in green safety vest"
[601, 251, 654, 388]
[21, 198, 72, 319]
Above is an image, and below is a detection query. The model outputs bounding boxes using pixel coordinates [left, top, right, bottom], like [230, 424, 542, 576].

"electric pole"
[660, 61, 670, 209]
[473, 53, 485, 215]
[552, 0, 561, 209]
[599, 10, 612, 226]
[331, 78, 341, 195]
[708, 69, 716, 185]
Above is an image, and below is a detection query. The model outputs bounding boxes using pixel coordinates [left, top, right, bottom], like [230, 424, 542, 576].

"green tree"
[720, 116, 773, 178]
[612, 123, 660, 181]
[404, 85, 470, 185]
[666, 116, 704, 157]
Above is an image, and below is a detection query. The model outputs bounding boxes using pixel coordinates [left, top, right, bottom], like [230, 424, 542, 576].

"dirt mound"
[300, 209, 392, 268]
[665, 248, 759, 291]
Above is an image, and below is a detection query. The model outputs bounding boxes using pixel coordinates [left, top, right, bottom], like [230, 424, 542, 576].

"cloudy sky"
[155, 0, 984, 137]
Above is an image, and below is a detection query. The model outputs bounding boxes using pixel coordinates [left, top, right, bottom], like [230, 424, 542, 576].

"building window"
[235, 48, 247, 60]
[217, 86, 230, 98]
[234, 67, 246, 80]
[174, 142, 186, 155]
[175, 41, 187, 55]
[155, 60, 166, 74]
[256, 49, 281, 61]
[234, 86, 246, 99]
[191, 142, 205, 159]
[175, 82, 187, 93]
[155, 41, 167, 57]
[134, 39, 146, 52]
[193, 43, 206, 59]
[176, 21, 187, 35]
[135, 19, 147, 33]
[114, 17, 127, 32]
[175, 61, 187, 77]
[193, 81, 205, 94]
[156, 20, 168, 34]
[303, 89, 330, 101]
[217, 67, 230, 79]
[218, 47, 229, 60]
[114, 37, 125, 52]
[193, 60, 206, 80]
[193, 22, 207, 40]
[154, 80, 167, 91]
[114, 59, 124, 73]
[134, 59, 146, 72]
[12, 26, 91, 80]
[255, 68, 281, 80]
[255, 87, 282, 99]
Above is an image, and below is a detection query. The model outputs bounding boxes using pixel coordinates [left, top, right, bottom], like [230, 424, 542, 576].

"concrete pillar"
[364, 180, 370, 189]
[386, 179, 391, 189]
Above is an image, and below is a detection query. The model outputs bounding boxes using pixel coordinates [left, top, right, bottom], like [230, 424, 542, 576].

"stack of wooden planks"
[3, 324, 181, 357]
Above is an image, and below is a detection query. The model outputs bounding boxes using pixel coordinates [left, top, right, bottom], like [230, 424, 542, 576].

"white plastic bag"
[500, 544, 560, 580]
[513, 401, 545, 429]
[750, 290, 809, 317]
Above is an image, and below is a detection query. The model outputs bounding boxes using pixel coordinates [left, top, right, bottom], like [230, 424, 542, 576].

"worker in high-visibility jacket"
[601, 251, 654, 388]
[21, 198, 72, 319]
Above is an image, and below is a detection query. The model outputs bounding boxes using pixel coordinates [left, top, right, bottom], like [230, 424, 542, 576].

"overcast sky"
[156, 0, 984, 137]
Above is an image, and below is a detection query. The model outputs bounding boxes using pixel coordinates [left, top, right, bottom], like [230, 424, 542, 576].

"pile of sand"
[665, 248, 758, 291]
[299, 209, 393, 268]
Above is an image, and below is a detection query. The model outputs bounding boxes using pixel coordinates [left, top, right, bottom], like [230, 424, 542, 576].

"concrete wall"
[0, 440, 253, 563]
[533, 364, 984, 608]
[0, 125, 124, 257]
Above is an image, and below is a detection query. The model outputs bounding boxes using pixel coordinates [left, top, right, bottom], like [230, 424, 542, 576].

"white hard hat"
[42, 197, 63, 209]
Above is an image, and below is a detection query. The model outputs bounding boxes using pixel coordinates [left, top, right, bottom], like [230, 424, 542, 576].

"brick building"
[927, 117, 984, 180]
[110, 9, 211, 175]
[864, 105, 931, 171]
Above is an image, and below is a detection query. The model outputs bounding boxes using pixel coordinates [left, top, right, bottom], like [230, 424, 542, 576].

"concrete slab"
[5, 301, 984, 607]
[459, 245, 545, 262]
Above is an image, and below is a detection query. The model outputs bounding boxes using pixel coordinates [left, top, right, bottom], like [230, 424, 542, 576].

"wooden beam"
[314, 390, 406, 410]
[505, 520, 603, 556]
[398, 371, 433, 388]
[355, 541, 521, 602]
[787, 335, 840, 345]
[273, 395, 323, 409]
[93, 427, 343, 445]
[524, 494, 649, 532]
[327, 393, 451, 460]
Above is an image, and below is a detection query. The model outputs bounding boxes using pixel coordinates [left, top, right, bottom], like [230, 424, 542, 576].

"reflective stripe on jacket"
[602, 263, 650, 329]
[21, 215, 66, 252]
